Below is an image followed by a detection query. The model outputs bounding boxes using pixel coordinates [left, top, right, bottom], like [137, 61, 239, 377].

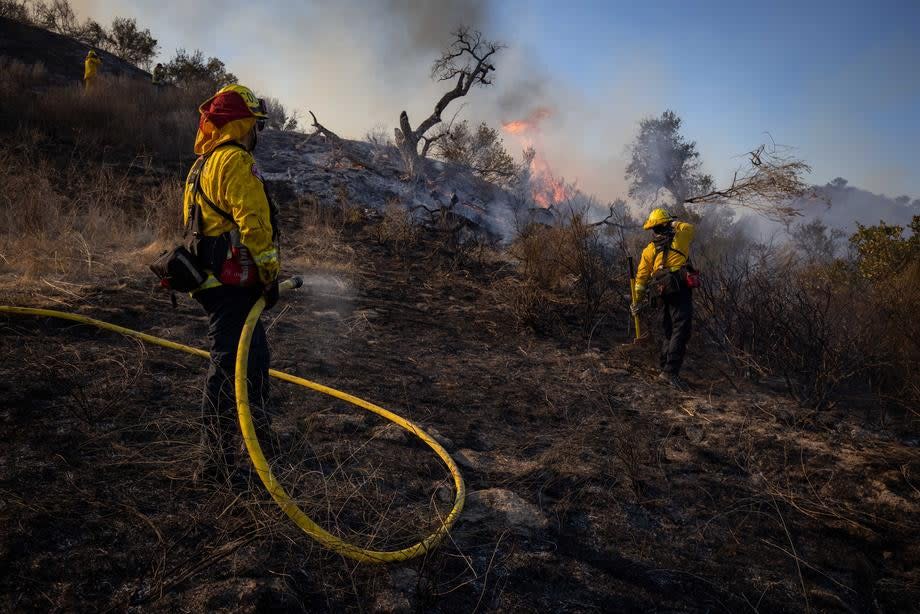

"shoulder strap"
[652, 236, 691, 268]
[183, 156, 206, 238]
[186, 143, 244, 237]
[194, 162, 235, 225]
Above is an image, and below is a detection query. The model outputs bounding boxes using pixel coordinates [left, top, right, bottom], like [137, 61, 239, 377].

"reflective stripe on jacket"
[635, 221, 695, 292]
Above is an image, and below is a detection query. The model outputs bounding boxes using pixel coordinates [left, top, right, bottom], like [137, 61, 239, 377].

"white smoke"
[67, 0, 665, 206]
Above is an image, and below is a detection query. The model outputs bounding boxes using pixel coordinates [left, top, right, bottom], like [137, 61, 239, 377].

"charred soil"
[2, 15, 917, 613]
[1, 212, 918, 613]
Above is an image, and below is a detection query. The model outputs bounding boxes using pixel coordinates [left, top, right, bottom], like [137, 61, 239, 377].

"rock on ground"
[463, 488, 548, 533]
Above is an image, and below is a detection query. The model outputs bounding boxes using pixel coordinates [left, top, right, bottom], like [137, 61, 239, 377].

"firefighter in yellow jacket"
[631, 208, 696, 390]
[183, 84, 280, 481]
[83, 49, 101, 88]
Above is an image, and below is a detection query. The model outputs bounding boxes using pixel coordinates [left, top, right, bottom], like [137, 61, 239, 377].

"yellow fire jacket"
[183, 90, 280, 290]
[83, 55, 101, 82]
[182, 146, 279, 288]
[635, 221, 695, 294]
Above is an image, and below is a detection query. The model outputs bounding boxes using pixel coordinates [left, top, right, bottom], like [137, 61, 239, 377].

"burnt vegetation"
[432, 119, 519, 185]
[0, 10, 918, 614]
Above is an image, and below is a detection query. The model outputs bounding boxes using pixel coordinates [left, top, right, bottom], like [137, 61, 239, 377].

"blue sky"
[493, 0, 919, 198]
[74, 0, 919, 200]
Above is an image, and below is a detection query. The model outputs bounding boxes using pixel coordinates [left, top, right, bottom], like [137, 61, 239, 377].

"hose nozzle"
[280, 276, 304, 292]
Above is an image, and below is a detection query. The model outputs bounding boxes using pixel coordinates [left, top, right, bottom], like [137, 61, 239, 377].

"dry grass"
[695, 246, 920, 416]
[283, 195, 357, 276]
[496, 215, 619, 335]
[0, 57, 208, 163]
[370, 199, 420, 256]
[491, 275, 556, 332]
[0, 57, 205, 285]
[0, 142, 183, 281]
[0, 55, 48, 91]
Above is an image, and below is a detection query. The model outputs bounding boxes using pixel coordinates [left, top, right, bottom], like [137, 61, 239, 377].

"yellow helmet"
[87, 50, 98, 58]
[216, 84, 269, 119]
[643, 208, 674, 230]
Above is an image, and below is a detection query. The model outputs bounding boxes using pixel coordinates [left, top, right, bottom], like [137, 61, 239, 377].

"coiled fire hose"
[0, 276, 465, 563]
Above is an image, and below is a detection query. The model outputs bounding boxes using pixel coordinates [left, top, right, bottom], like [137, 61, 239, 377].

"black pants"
[196, 285, 272, 472]
[660, 285, 693, 376]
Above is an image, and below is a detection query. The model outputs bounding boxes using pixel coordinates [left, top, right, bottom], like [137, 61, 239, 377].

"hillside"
[1, 19, 919, 614]
[256, 129, 524, 240]
[2, 210, 918, 613]
[0, 16, 150, 84]
[1, 133, 918, 612]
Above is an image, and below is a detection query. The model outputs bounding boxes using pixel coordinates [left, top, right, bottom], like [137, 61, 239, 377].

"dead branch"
[684, 144, 826, 223]
[308, 110, 342, 141]
[308, 111, 385, 174]
[420, 132, 447, 157]
[588, 205, 628, 229]
[410, 193, 460, 227]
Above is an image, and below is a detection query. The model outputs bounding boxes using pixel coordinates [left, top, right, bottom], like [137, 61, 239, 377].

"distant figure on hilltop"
[151, 62, 165, 86]
[631, 208, 697, 391]
[83, 49, 101, 88]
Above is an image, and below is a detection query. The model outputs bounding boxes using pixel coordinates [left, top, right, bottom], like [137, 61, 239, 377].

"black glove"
[263, 279, 279, 311]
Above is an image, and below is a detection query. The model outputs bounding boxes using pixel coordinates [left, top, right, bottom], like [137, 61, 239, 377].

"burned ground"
[1, 211, 917, 613]
[1, 12, 917, 612]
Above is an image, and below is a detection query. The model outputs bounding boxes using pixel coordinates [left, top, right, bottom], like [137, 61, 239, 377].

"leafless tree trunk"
[394, 27, 502, 179]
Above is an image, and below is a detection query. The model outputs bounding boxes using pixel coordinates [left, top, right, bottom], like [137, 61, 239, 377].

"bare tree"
[31, 0, 79, 36]
[394, 26, 503, 179]
[0, 1, 32, 21]
[684, 144, 824, 223]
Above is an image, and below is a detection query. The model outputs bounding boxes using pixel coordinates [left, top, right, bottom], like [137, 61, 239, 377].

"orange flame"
[500, 107, 553, 136]
[502, 119, 531, 135]
[502, 107, 568, 208]
[530, 155, 568, 208]
[535, 179, 568, 208]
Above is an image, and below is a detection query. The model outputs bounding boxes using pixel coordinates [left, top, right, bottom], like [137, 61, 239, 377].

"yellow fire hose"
[0, 276, 465, 563]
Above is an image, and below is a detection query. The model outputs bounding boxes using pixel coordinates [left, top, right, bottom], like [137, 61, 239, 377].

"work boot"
[658, 371, 689, 392]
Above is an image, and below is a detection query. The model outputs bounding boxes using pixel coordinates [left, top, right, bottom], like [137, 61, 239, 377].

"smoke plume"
[69, 0, 670, 207]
